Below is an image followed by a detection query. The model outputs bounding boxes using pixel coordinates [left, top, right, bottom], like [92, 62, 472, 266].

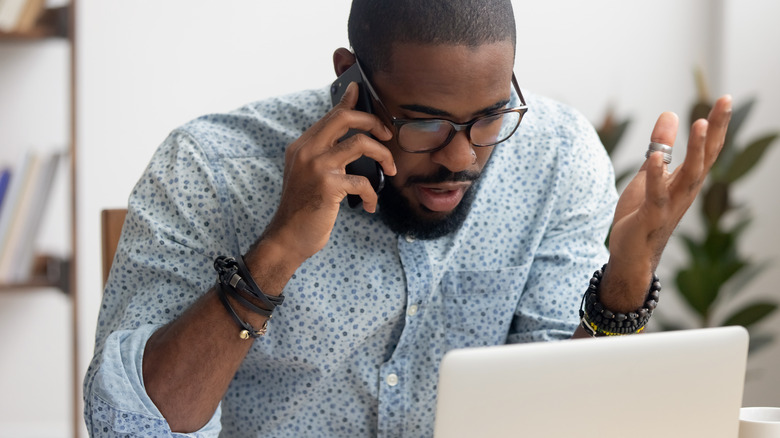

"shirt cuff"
[88, 324, 222, 437]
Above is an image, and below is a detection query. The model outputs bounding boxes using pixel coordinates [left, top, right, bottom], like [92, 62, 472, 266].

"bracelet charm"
[213, 255, 284, 339]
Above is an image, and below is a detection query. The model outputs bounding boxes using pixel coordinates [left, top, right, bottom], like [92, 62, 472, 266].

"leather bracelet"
[213, 254, 284, 339]
[214, 255, 285, 311]
[235, 255, 285, 307]
[578, 264, 660, 337]
[222, 283, 273, 318]
[216, 283, 268, 339]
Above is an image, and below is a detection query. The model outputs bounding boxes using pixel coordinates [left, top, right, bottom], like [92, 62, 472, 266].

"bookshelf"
[0, 2, 79, 437]
[0, 6, 68, 40]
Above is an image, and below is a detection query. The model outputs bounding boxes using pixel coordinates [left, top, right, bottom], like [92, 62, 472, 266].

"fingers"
[284, 80, 398, 214]
[672, 94, 732, 196]
[649, 111, 680, 161]
[640, 111, 678, 206]
[329, 133, 397, 176]
[327, 82, 393, 144]
[644, 149, 669, 213]
[703, 95, 733, 167]
[673, 118, 708, 194]
[340, 173, 381, 213]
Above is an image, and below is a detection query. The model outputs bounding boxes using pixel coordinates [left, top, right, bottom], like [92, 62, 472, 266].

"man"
[84, 0, 732, 436]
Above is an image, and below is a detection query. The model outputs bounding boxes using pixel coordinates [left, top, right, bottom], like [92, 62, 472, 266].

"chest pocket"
[439, 267, 526, 349]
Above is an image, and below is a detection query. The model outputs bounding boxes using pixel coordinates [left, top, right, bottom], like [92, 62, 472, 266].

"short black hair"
[348, 0, 516, 76]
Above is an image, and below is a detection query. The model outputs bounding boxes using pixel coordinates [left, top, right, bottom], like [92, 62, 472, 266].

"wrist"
[244, 235, 304, 297]
[599, 257, 654, 313]
[579, 264, 661, 337]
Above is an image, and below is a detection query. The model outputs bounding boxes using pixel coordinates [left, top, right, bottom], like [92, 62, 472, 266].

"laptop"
[433, 326, 748, 438]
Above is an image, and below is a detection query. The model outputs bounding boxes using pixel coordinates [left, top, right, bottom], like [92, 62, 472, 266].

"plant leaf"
[726, 216, 753, 239]
[722, 302, 778, 328]
[655, 320, 688, 332]
[701, 181, 730, 226]
[675, 268, 712, 317]
[679, 234, 707, 265]
[689, 102, 712, 128]
[721, 260, 771, 301]
[712, 99, 756, 178]
[748, 333, 774, 355]
[725, 133, 780, 183]
[675, 226, 750, 320]
[724, 98, 756, 151]
[600, 119, 632, 156]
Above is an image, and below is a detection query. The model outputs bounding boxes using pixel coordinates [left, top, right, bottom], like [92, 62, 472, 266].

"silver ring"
[646, 142, 672, 164]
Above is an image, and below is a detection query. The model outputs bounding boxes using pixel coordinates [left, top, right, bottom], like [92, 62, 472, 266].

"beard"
[376, 166, 481, 240]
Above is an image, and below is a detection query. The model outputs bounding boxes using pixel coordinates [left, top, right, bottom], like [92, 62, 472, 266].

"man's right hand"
[260, 81, 397, 266]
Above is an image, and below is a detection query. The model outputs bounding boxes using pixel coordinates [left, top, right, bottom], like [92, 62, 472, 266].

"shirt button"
[405, 235, 415, 243]
[407, 305, 418, 316]
[386, 373, 399, 386]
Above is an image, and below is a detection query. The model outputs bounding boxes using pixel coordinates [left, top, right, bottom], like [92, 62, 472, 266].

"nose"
[429, 130, 474, 173]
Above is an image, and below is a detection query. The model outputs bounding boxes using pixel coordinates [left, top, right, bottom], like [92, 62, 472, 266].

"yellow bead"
[239, 330, 250, 340]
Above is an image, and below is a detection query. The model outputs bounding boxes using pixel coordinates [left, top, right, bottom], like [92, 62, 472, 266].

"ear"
[333, 47, 357, 77]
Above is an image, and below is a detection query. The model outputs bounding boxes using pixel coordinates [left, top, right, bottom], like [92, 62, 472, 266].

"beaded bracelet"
[214, 255, 285, 340]
[578, 264, 661, 337]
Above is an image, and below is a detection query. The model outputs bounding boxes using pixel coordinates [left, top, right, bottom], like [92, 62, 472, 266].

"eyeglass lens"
[397, 110, 522, 152]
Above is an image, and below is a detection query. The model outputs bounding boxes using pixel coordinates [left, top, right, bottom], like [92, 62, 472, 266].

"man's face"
[370, 41, 516, 239]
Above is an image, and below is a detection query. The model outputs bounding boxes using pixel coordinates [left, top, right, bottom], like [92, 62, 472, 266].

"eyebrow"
[399, 98, 511, 120]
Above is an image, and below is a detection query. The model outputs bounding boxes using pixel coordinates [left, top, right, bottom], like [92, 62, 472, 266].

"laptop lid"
[433, 326, 748, 438]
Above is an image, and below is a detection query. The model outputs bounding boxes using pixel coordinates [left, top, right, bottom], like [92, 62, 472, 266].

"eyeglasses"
[354, 56, 528, 154]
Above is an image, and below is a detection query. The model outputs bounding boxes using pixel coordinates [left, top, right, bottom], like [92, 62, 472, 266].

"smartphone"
[330, 63, 385, 208]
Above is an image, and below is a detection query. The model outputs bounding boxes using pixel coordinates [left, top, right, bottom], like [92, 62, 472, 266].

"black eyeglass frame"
[353, 56, 529, 154]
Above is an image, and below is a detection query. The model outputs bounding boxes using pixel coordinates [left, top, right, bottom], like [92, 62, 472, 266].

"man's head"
[348, 0, 517, 78]
[339, 0, 519, 239]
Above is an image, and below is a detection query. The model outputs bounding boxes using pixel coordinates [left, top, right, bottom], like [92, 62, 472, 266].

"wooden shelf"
[0, 6, 68, 41]
[0, 1, 78, 435]
[0, 255, 70, 293]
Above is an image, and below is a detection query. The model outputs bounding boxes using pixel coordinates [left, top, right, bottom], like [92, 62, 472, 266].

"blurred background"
[0, 0, 778, 436]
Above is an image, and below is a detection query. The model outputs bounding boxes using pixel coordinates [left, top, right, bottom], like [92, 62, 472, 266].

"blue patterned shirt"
[84, 86, 616, 437]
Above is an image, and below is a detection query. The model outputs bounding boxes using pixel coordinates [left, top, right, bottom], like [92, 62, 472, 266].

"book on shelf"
[0, 150, 63, 284]
[0, 167, 11, 213]
[0, 151, 35, 266]
[0, 0, 45, 33]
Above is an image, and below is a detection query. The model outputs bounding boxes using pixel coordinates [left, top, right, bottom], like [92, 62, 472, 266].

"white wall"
[2, 0, 778, 436]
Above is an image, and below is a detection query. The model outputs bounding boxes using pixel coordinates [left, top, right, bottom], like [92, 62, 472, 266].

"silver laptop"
[434, 326, 748, 438]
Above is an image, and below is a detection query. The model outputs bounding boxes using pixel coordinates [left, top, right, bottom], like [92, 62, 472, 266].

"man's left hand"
[599, 95, 733, 313]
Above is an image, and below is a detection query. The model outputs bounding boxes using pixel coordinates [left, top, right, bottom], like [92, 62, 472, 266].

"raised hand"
[601, 95, 733, 312]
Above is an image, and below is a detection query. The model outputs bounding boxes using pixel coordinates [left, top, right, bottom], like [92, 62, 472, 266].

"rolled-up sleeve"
[86, 324, 222, 437]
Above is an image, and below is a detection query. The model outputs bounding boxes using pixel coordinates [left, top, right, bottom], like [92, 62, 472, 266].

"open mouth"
[415, 183, 470, 213]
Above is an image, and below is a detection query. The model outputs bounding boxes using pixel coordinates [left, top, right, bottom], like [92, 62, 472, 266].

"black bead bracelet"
[579, 264, 661, 337]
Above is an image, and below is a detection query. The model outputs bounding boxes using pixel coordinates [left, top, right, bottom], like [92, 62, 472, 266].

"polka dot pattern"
[84, 87, 617, 437]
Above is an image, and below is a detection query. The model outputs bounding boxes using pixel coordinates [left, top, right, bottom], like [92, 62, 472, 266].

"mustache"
[402, 166, 481, 187]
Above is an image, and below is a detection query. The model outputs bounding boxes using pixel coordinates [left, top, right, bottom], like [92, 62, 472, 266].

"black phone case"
[330, 63, 385, 208]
